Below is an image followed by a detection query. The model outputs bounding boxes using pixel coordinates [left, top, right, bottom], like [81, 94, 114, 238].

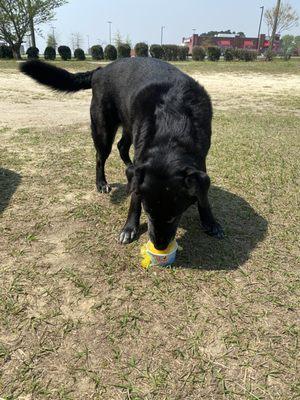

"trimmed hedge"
[207, 47, 221, 61]
[26, 46, 39, 59]
[104, 44, 117, 60]
[162, 44, 179, 61]
[0, 44, 13, 59]
[224, 48, 235, 61]
[58, 45, 72, 60]
[44, 46, 56, 60]
[178, 46, 189, 61]
[235, 49, 258, 61]
[117, 43, 131, 58]
[74, 48, 86, 60]
[91, 45, 104, 60]
[150, 44, 164, 59]
[134, 42, 148, 57]
[192, 46, 206, 61]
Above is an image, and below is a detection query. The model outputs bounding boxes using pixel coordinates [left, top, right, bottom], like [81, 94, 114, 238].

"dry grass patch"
[0, 60, 299, 400]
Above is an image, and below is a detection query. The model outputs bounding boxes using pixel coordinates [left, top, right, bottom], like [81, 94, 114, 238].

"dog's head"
[132, 162, 210, 250]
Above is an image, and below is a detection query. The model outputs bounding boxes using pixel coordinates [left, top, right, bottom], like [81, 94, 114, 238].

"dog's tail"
[20, 60, 99, 92]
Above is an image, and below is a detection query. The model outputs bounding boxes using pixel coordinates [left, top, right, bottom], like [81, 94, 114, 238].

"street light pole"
[161, 26, 165, 46]
[108, 21, 112, 45]
[257, 6, 264, 51]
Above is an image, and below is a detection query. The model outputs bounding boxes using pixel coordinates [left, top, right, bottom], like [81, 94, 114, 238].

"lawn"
[0, 59, 299, 400]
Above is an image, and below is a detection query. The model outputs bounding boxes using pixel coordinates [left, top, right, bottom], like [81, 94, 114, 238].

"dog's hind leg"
[117, 129, 132, 166]
[91, 111, 118, 193]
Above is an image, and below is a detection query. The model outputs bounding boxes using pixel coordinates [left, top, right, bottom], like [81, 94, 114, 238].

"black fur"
[20, 60, 96, 92]
[20, 58, 223, 249]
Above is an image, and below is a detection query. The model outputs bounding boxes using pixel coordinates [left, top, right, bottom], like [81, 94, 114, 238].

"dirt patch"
[1, 69, 299, 130]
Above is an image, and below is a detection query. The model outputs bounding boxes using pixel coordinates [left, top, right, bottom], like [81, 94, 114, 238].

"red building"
[182, 33, 281, 54]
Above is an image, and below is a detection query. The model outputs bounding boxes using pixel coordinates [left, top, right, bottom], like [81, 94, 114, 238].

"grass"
[0, 56, 300, 75]
[0, 59, 299, 399]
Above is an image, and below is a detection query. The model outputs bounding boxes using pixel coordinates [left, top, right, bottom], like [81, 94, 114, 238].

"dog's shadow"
[0, 168, 22, 214]
[176, 186, 268, 270]
[110, 183, 268, 271]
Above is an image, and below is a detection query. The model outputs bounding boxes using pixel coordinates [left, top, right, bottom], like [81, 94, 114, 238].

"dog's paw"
[96, 182, 111, 194]
[202, 222, 224, 239]
[119, 226, 138, 244]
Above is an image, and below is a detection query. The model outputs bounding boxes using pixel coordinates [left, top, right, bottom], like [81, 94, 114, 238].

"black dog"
[21, 58, 223, 249]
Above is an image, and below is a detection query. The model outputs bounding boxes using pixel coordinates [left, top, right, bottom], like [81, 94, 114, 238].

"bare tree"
[0, 0, 67, 59]
[113, 30, 123, 47]
[71, 32, 83, 50]
[265, 1, 299, 34]
[47, 32, 57, 49]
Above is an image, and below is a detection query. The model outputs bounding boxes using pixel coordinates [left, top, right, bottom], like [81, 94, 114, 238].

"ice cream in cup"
[140, 240, 178, 268]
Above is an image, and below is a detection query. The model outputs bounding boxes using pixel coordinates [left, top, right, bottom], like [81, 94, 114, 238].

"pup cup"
[141, 240, 178, 269]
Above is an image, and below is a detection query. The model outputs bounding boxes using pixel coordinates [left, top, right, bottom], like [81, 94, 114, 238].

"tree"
[280, 34, 296, 59]
[200, 30, 240, 37]
[114, 31, 132, 47]
[0, 0, 67, 59]
[265, 1, 299, 34]
[113, 30, 123, 47]
[295, 36, 300, 55]
[47, 32, 57, 49]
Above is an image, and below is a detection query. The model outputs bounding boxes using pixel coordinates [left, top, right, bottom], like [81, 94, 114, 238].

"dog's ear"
[129, 164, 147, 194]
[184, 168, 210, 201]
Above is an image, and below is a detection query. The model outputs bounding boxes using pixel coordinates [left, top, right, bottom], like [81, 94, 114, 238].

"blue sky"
[35, 0, 300, 51]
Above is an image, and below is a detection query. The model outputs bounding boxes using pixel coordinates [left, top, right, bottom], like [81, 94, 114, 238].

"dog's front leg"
[119, 192, 141, 244]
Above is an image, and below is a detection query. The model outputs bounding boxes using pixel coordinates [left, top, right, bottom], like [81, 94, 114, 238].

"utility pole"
[27, 0, 36, 48]
[108, 21, 112, 44]
[257, 6, 264, 51]
[161, 26, 165, 46]
[269, 0, 281, 52]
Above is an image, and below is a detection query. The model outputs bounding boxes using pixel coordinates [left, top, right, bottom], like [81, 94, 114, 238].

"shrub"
[150, 44, 164, 59]
[104, 44, 117, 60]
[44, 46, 56, 60]
[91, 45, 104, 60]
[178, 46, 189, 61]
[244, 50, 257, 61]
[74, 48, 86, 60]
[0, 44, 13, 59]
[117, 43, 131, 58]
[207, 46, 221, 61]
[162, 45, 179, 61]
[58, 45, 72, 60]
[235, 49, 257, 61]
[26, 46, 39, 59]
[134, 42, 148, 57]
[192, 46, 206, 61]
[224, 48, 235, 61]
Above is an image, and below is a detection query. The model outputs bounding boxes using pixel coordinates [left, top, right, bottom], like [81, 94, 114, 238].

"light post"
[108, 21, 112, 45]
[257, 6, 264, 51]
[161, 26, 165, 46]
